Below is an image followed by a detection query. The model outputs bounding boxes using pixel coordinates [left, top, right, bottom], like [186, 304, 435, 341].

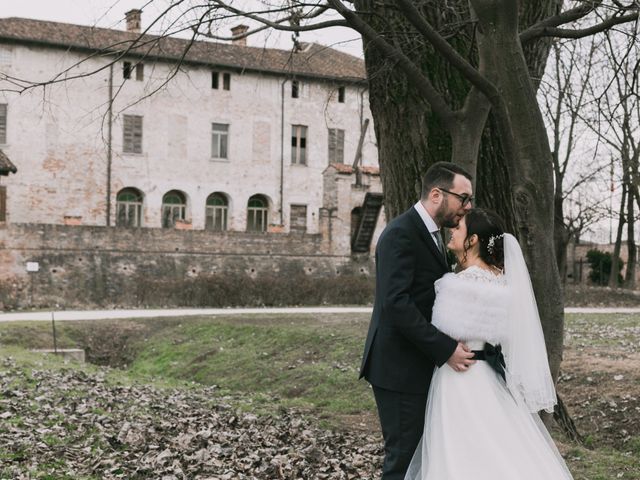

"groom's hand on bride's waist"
[446, 342, 476, 372]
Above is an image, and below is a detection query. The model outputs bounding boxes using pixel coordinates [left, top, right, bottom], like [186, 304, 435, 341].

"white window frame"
[291, 125, 308, 165]
[247, 197, 268, 232]
[211, 123, 229, 159]
[205, 194, 229, 231]
[162, 192, 187, 228]
[116, 190, 143, 228]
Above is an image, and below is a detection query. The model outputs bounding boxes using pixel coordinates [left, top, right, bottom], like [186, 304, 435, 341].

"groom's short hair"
[421, 162, 473, 199]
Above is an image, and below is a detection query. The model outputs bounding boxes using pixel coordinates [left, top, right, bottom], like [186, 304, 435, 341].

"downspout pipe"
[106, 63, 114, 226]
[280, 78, 286, 225]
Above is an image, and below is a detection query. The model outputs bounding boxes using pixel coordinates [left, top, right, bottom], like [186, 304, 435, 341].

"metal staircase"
[351, 192, 384, 253]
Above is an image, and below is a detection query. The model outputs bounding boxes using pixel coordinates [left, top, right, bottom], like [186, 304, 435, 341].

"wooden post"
[352, 119, 370, 187]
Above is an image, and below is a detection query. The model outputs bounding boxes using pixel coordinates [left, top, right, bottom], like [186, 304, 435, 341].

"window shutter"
[0, 104, 7, 144]
[328, 129, 336, 163]
[0, 186, 6, 222]
[337, 129, 345, 163]
[123, 115, 143, 153]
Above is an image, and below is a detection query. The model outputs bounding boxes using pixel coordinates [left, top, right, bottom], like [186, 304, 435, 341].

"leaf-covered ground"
[0, 353, 381, 479]
[0, 311, 639, 479]
[559, 314, 640, 451]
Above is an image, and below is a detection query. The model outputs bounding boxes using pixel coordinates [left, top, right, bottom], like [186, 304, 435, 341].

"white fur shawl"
[431, 269, 509, 345]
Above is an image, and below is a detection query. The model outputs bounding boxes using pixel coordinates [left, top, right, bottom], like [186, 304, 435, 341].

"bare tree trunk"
[625, 183, 637, 288]
[476, 0, 561, 232]
[355, 0, 565, 384]
[355, 1, 480, 217]
[355, 0, 561, 221]
[555, 194, 570, 284]
[610, 183, 627, 288]
[470, 0, 564, 381]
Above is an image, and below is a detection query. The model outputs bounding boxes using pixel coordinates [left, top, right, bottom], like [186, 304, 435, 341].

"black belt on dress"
[472, 343, 506, 382]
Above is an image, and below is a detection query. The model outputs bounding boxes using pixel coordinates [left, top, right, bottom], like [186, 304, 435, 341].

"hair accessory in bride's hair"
[487, 234, 505, 255]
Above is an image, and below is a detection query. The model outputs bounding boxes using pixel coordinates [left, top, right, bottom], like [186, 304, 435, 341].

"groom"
[360, 161, 476, 479]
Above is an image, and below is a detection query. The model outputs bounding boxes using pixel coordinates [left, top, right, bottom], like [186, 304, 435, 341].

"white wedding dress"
[405, 266, 574, 480]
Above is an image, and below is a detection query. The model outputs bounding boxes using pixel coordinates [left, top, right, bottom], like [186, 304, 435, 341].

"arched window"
[116, 188, 143, 227]
[162, 190, 186, 228]
[247, 195, 268, 232]
[206, 192, 228, 231]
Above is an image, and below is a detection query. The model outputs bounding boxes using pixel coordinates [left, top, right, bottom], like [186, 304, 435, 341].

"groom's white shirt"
[414, 201, 442, 247]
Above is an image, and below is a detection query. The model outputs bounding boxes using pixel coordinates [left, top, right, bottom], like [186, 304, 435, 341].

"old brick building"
[0, 11, 385, 307]
[0, 11, 382, 233]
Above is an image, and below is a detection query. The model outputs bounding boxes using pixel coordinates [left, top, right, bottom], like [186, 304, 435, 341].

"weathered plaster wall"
[0, 41, 379, 234]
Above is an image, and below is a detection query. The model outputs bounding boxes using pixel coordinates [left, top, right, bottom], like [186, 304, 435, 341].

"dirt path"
[1, 306, 639, 322]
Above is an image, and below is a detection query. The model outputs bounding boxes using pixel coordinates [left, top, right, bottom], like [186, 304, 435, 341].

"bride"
[405, 209, 574, 479]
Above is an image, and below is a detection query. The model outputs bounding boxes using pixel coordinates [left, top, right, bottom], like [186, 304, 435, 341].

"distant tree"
[539, 36, 610, 283]
[586, 249, 623, 286]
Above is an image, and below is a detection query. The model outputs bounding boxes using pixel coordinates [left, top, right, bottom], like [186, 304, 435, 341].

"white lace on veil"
[502, 233, 557, 413]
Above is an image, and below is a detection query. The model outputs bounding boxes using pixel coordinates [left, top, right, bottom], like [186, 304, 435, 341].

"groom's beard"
[434, 198, 463, 228]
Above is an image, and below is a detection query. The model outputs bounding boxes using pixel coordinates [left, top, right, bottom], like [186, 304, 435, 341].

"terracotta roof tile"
[0, 149, 17, 175]
[329, 163, 379, 175]
[0, 17, 366, 83]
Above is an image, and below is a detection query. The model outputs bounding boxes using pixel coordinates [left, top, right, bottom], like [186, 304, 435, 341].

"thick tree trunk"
[470, 0, 564, 382]
[355, 0, 565, 381]
[355, 0, 561, 220]
[355, 1, 477, 217]
[477, 0, 561, 230]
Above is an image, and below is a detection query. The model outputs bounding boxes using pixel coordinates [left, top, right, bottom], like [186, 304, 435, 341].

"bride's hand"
[446, 342, 476, 372]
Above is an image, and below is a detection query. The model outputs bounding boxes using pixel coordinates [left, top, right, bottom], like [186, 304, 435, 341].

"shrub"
[586, 249, 623, 286]
[132, 272, 375, 308]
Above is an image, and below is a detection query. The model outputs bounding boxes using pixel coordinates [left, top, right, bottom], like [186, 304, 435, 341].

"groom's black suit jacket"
[360, 206, 458, 394]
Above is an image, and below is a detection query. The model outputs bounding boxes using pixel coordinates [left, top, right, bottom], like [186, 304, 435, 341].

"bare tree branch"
[394, 0, 500, 106]
[520, 0, 602, 43]
[201, 1, 348, 36]
[325, 0, 459, 129]
[524, 12, 639, 42]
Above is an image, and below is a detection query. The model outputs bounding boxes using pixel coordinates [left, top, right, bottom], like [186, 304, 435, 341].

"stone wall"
[566, 240, 640, 286]
[0, 223, 374, 308]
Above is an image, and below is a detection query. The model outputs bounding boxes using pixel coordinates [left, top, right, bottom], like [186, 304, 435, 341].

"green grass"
[2, 312, 640, 478]
[128, 318, 374, 414]
[563, 444, 639, 479]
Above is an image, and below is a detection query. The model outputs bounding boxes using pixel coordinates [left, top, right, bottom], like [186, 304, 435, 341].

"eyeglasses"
[437, 188, 474, 207]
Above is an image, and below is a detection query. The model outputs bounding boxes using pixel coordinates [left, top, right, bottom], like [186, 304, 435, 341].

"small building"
[0, 149, 17, 224]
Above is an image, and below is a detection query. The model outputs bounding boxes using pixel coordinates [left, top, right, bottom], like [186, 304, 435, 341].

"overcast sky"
[1, 0, 364, 57]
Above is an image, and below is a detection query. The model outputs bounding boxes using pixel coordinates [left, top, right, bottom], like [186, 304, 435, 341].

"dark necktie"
[434, 230, 446, 259]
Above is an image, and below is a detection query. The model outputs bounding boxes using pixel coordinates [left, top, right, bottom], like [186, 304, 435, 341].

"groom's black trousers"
[373, 385, 427, 480]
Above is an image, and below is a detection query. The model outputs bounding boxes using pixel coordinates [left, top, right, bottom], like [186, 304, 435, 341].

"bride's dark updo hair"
[462, 208, 506, 270]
